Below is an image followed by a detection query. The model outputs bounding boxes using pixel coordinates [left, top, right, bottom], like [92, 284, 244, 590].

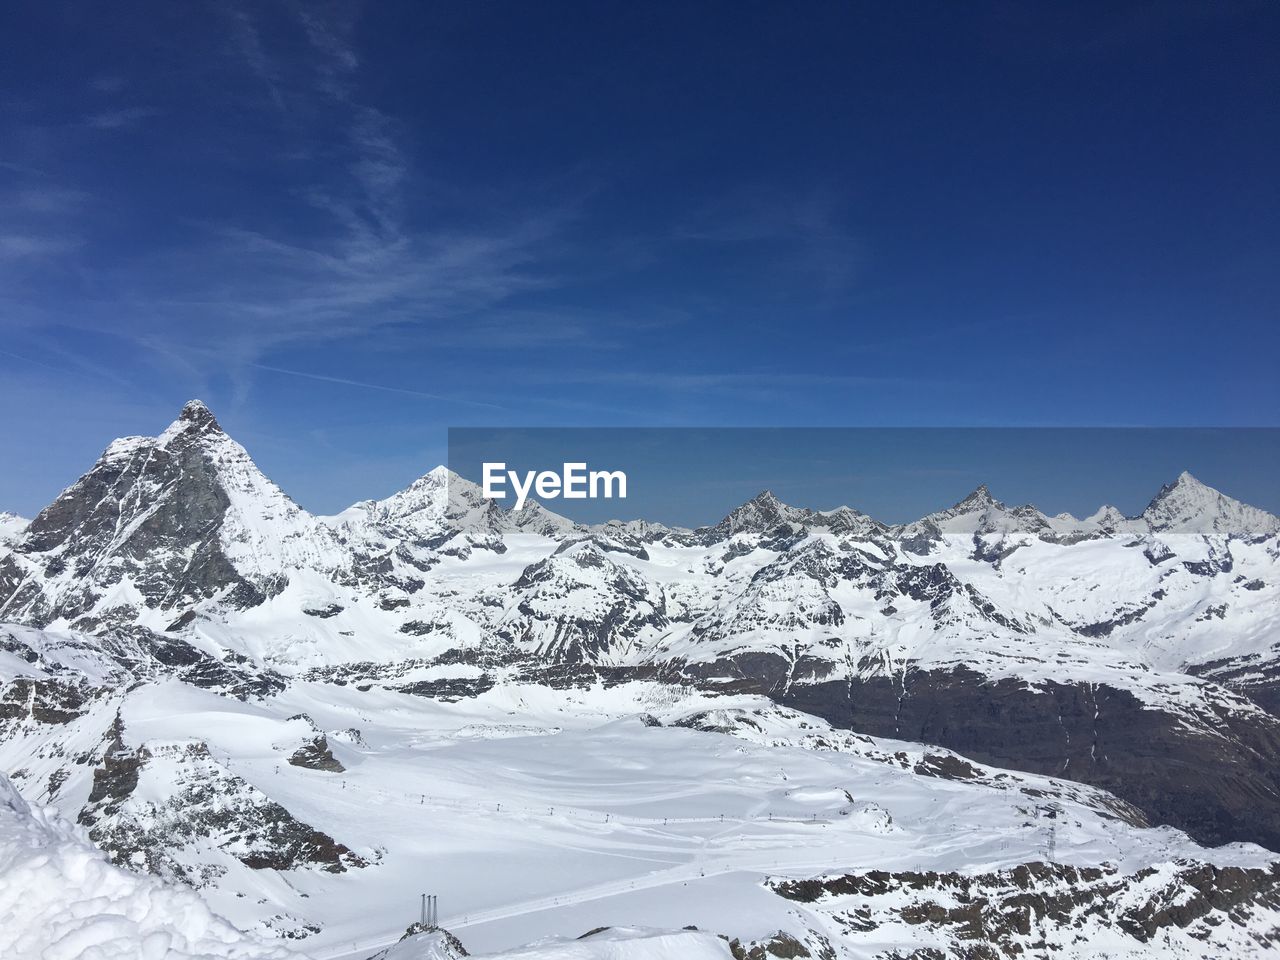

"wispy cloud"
[88, 75, 128, 95]
[0, 233, 80, 260]
[49, 4, 586, 398]
[84, 106, 158, 130]
[518, 369, 939, 392]
[675, 188, 866, 295]
[226, 7, 285, 111]
[12, 187, 85, 214]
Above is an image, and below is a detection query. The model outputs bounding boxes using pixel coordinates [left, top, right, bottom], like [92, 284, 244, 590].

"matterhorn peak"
[158, 398, 224, 447]
[179, 399, 221, 427]
[179, 398, 216, 422]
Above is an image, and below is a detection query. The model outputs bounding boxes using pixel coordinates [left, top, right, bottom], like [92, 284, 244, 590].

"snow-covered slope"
[0, 771, 297, 960]
[380, 927, 732, 960]
[3, 402, 1280, 957]
[5, 651, 1280, 960]
[0, 512, 27, 547]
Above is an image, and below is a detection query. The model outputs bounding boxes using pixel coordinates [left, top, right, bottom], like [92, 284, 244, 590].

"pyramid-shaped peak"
[158, 399, 224, 446]
[400, 465, 459, 491]
[952, 483, 1001, 511]
[1141, 471, 1279, 536]
[179, 399, 219, 428]
[1147, 471, 1215, 507]
[725, 489, 793, 521]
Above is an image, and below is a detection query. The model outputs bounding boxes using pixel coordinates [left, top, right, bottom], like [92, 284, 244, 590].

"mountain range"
[3, 401, 1279, 958]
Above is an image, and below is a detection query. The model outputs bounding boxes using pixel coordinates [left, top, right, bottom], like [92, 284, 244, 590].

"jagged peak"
[1151, 470, 1206, 498]
[726, 489, 792, 519]
[1144, 471, 1215, 513]
[1141, 470, 1279, 536]
[714, 489, 797, 529]
[157, 399, 224, 447]
[949, 483, 1003, 513]
[179, 398, 215, 422]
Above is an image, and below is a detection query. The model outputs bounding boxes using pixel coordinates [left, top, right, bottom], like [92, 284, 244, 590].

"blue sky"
[1, 2, 1278, 516]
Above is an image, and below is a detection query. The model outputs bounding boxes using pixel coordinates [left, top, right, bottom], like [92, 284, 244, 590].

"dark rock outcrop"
[685, 658, 1280, 851]
[771, 860, 1280, 958]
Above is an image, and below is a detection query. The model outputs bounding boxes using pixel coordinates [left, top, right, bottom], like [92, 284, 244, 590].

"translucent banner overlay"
[446, 427, 1280, 529]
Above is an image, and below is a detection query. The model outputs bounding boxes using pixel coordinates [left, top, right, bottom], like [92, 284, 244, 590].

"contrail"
[250, 363, 506, 411]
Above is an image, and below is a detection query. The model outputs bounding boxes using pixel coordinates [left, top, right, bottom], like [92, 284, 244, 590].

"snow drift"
[0, 772, 298, 960]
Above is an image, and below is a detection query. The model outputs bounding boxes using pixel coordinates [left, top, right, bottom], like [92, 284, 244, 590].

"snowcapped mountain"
[3, 401, 1280, 958]
[1141, 470, 1280, 536]
[0, 401, 351, 632]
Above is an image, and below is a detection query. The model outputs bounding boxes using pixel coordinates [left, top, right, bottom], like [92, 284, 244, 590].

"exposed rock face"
[691, 660, 1280, 851]
[0, 675, 94, 726]
[1192, 651, 1280, 718]
[496, 541, 671, 662]
[288, 736, 345, 772]
[0, 400, 347, 629]
[0, 622, 281, 702]
[725, 929, 833, 960]
[771, 860, 1280, 958]
[77, 719, 364, 886]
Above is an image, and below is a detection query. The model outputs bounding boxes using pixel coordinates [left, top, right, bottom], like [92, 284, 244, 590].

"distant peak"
[727, 489, 790, 519]
[956, 484, 997, 509]
[1139, 470, 1280, 536]
[1149, 471, 1210, 504]
[404, 465, 456, 488]
[177, 399, 221, 431]
[1087, 504, 1126, 524]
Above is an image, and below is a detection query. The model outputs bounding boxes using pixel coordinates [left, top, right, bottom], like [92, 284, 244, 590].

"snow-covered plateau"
[2, 401, 1279, 958]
